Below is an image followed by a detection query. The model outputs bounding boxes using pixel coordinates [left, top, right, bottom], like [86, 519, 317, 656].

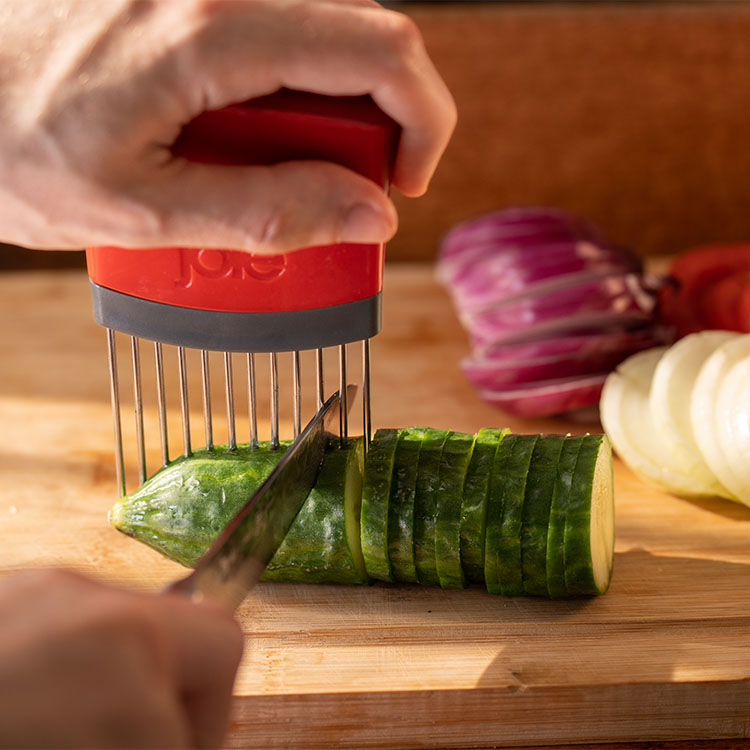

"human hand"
[0, 568, 243, 749]
[0, 0, 456, 253]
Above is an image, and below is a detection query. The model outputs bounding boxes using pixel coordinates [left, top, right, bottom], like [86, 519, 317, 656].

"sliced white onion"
[648, 331, 737, 499]
[600, 347, 720, 497]
[689, 335, 750, 504]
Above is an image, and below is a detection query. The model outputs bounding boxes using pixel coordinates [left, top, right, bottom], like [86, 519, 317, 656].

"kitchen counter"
[1, 265, 749, 749]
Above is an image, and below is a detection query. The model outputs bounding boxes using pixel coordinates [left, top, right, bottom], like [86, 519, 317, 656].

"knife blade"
[166, 385, 356, 611]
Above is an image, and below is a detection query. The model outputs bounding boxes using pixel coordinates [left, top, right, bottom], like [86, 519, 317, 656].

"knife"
[166, 385, 356, 611]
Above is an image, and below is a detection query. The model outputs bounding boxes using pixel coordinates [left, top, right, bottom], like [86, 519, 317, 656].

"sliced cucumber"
[460, 427, 509, 583]
[520, 435, 567, 596]
[434, 431, 476, 589]
[360, 428, 400, 582]
[487, 435, 540, 596]
[545, 435, 586, 598]
[563, 434, 615, 595]
[109, 442, 289, 567]
[263, 438, 368, 584]
[387, 427, 427, 583]
[413, 428, 451, 586]
[483, 434, 518, 595]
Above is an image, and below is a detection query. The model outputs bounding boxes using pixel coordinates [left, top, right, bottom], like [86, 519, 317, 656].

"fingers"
[160, 595, 244, 750]
[172, 0, 457, 196]
[128, 158, 398, 253]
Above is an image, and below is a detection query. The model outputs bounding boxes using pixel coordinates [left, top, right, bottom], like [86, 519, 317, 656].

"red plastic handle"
[86, 90, 399, 313]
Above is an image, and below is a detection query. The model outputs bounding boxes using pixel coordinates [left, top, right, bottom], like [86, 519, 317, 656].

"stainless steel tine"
[200, 350, 213, 450]
[154, 342, 169, 466]
[130, 336, 147, 486]
[247, 353, 258, 448]
[106, 329, 126, 497]
[339, 344, 348, 444]
[270, 352, 279, 449]
[177, 346, 192, 457]
[292, 351, 301, 439]
[315, 348, 324, 410]
[362, 338, 372, 448]
[224, 351, 237, 451]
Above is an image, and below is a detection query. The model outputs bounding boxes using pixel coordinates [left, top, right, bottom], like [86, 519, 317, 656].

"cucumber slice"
[460, 427, 509, 583]
[413, 428, 451, 586]
[360, 428, 400, 582]
[563, 434, 615, 595]
[263, 438, 369, 585]
[109, 442, 289, 567]
[434, 431, 476, 589]
[387, 427, 427, 583]
[545, 435, 586, 598]
[521, 434, 567, 596]
[485, 435, 539, 596]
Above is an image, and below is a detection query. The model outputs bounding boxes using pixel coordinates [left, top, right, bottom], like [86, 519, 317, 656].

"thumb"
[134, 158, 398, 254]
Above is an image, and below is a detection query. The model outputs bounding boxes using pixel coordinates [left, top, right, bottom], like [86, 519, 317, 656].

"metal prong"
[315, 348, 324, 410]
[362, 338, 372, 448]
[292, 351, 301, 439]
[247, 353, 258, 448]
[339, 344, 348, 444]
[270, 352, 279, 449]
[224, 351, 236, 451]
[177, 346, 192, 457]
[200, 350, 213, 451]
[130, 336, 146, 486]
[106, 329, 125, 497]
[154, 342, 169, 466]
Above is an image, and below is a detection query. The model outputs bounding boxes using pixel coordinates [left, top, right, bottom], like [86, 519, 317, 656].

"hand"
[0, 568, 243, 749]
[0, 0, 456, 253]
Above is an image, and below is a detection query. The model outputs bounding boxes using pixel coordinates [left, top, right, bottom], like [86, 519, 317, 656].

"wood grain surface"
[1, 266, 750, 749]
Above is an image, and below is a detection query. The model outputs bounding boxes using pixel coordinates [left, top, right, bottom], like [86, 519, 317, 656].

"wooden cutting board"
[1, 267, 749, 749]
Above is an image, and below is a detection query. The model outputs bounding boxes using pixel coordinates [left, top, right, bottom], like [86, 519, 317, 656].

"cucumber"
[563, 434, 615, 595]
[460, 427, 508, 584]
[109, 426, 615, 599]
[483, 434, 518, 594]
[387, 427, 427, 583]
[545, 435, 586, 598]
[521, 435, 567, 596]
[109, 442, 289, 567]
[485, 435, 540, 596]
[413, 428, 451, 586]
[263, 438, 369, 585]
[434, 431, 476, 589]
[360, 428, 400, 582]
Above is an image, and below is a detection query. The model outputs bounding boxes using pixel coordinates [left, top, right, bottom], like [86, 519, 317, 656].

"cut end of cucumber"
[347, 439, 369, 583]
[589, 437, 615, 594]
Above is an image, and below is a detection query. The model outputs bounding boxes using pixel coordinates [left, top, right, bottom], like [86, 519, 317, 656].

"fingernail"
[339, 202, 394, 244]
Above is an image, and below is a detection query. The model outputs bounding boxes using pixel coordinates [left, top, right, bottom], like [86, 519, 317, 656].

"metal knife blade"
[166, 385, 357, 611]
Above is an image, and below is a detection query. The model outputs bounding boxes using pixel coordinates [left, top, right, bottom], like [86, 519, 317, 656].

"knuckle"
[380, 11, 424, 60]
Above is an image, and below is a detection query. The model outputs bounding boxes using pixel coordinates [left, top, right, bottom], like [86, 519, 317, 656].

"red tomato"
[658, 243, 750, 337]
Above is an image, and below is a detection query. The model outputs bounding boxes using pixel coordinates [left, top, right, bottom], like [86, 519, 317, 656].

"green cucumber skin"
[109, 442, 289, 567]
[460, 428, 508, 584]
[263, 438, 369, 585]
[520, 435, 567, 596]
[413, 428, 451, 586]
[360, 428, 400, 582]
[545, 436, 586, 598]
[564, 434, 613, 595]
[434, 432, 476, 589]
[483, 434, 519, 595]
[388, 427, 428, 583]
[490, 435, 540, 596]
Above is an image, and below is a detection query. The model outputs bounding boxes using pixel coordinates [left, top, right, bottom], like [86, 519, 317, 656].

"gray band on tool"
[90, 282, 381, 352]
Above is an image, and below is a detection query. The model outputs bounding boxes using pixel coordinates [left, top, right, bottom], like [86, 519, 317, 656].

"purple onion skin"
[479, 374, 608, 418]
[461, 326, 668, 389]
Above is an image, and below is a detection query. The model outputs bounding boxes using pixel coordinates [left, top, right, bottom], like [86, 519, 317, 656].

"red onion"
[439, 207, 668, 417]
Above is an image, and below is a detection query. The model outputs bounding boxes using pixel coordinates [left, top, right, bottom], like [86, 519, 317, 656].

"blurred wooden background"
[3, 1, 750, 270]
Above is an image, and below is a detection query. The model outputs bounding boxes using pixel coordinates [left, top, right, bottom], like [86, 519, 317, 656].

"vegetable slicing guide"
[85, 90, 399, 495]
